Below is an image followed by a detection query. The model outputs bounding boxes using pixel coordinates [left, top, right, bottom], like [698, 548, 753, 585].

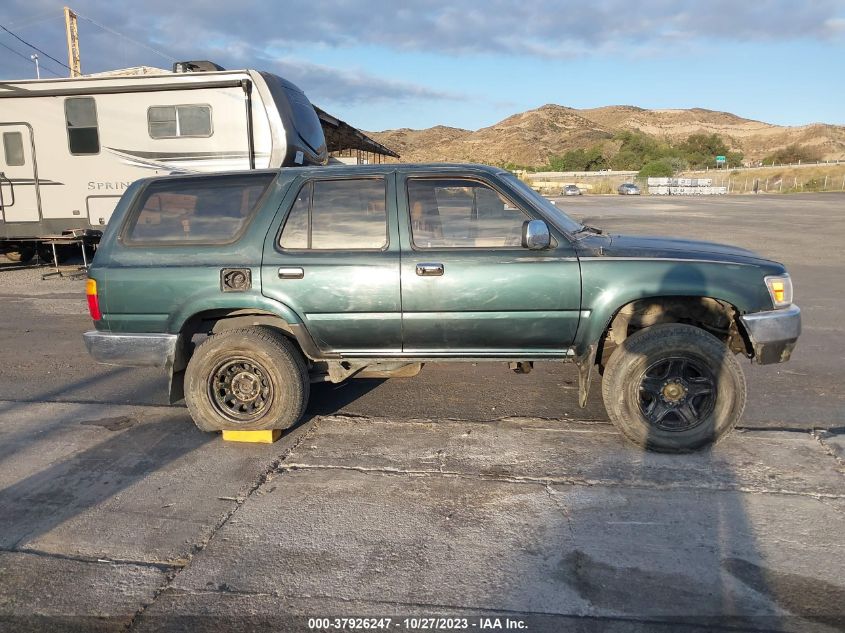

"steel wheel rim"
[637, 356, 716, 432]
[208, 357, 273, 423]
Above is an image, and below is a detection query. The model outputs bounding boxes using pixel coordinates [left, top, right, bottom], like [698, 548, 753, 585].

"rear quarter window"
[123, 173, 274, 244]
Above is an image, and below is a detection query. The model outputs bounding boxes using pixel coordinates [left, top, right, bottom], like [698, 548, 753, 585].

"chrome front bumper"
[83, 331, 178, 369]
[740, 304, 801, 365]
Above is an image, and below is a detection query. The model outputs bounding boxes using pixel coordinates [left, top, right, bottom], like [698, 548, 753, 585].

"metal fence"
[697, 159, 845, 172]
[694, 174, 845, 193]
[523, 169, 845, 195]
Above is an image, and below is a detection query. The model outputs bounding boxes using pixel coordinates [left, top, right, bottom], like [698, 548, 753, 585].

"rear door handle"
[278, 267, 304, 279]
[416, 263, 444, 277]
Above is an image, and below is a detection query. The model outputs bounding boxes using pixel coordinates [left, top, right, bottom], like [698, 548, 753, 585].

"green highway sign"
[716, 155, 726, 163]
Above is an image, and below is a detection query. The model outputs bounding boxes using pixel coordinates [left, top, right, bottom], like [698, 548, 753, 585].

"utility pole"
[64, 6, 81, 77]
[30, 54, 40, 79]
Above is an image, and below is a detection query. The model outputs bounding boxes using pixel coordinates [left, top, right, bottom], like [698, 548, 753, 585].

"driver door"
[398, 174, 581, 355]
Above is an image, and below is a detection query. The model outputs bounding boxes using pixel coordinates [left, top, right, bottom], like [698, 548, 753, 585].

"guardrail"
[689, 159, 844, 173]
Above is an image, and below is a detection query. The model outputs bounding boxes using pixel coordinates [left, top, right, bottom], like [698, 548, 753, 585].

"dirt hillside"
[367, 105, 845, 166]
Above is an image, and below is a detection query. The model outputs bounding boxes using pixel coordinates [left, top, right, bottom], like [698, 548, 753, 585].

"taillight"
[86, 278, 102, 321]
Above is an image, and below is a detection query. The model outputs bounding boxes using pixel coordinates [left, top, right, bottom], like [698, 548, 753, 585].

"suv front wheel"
[601, 323, 746, 452]
[185, 326, 309, 432]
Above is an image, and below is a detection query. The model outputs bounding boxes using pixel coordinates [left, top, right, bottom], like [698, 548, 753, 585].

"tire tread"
[185, 326, 309, 432]
[601, 323, 746, 452]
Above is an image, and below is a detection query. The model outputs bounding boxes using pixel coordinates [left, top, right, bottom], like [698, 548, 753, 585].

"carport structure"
[316, 106, 399, 164]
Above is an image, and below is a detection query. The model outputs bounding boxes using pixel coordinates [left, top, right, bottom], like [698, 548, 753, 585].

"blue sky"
[1, 1, 844, 131]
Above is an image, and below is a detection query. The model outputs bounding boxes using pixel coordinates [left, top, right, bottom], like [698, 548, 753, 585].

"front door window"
[408, 178, 529, 249]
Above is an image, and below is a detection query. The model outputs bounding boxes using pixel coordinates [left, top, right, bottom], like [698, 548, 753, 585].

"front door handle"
[416, 262, 444, 277]
[278, 267, 304, 279]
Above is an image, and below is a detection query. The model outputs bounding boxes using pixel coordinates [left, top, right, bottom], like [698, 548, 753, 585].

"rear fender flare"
[167, 292, 303, 335]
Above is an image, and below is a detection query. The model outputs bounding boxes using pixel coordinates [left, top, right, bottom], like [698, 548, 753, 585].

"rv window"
[148, 105, 212, 138]
[2, 132, 24, 166]
[125, 173, 274, 243]
[65, 97, 100, 155]
[279, 178, 387, 250]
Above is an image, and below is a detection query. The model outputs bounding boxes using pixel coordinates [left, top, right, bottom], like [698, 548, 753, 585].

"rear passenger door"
[261, 173, 402, 354]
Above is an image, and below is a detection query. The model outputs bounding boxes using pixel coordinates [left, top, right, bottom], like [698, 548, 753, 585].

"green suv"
[83, 164, 801, 451]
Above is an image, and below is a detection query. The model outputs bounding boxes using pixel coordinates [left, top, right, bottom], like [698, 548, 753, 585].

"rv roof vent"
[172, 61, 226, 73]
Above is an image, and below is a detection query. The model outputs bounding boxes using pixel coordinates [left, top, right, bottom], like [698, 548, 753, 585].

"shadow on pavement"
[550, 264, 842, 629]
[304, 378, 386, 420]
[0, 414, 213, 551]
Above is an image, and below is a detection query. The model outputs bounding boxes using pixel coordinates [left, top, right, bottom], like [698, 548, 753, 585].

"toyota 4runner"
[83, 164, 801, 451]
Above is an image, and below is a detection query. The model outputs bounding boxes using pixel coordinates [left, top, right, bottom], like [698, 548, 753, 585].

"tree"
[680, 134, 743, 168]
[762, 144, 821, 165]
[609, 131, 669, 170]
[548, 145, 607, 171]
[638, 158, 676, 178]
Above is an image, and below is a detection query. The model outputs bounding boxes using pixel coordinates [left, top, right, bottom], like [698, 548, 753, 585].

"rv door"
[0, 124, 40, 223]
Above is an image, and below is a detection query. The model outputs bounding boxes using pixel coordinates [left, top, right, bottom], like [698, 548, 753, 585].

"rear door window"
[279, 178, 387, 250]
[125, 173, 274, 243]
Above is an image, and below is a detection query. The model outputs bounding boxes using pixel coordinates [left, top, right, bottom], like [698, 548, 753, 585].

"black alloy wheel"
[637, 356, 716, 432]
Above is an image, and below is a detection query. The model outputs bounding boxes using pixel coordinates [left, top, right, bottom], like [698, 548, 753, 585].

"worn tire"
[601, 323, 746, 452]
[4, 247, 35, 263]
[185, 326, 309, 433]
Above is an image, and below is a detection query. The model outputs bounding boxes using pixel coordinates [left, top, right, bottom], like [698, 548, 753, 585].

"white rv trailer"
[0, 62, 331, 262]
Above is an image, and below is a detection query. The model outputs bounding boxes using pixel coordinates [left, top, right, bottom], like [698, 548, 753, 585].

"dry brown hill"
[367, 105, 845, 167]
[370, 125, 471, 161]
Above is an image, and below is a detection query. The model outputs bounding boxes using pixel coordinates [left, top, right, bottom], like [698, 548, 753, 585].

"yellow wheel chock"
[221, 429, 281, 444]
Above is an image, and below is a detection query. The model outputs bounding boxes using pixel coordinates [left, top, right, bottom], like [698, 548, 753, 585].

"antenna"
[64, 6, 81, 77]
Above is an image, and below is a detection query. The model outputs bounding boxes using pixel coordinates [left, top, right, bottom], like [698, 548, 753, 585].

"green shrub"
[548, 145, 608, 171]
[763, 144, 821, 165]
[638, 159, 676, 178]
[544, 131, 744, 172]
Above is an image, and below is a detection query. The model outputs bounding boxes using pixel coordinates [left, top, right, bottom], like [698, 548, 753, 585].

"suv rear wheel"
[601, 323, 746, 452]
[185, 326, 309, 432]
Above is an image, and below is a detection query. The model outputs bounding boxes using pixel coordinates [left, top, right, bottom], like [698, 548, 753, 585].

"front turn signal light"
[86, 278, 102, 321]
[765, 275, 792, 309]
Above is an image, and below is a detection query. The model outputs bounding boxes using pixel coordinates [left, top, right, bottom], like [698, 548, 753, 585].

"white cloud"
[1, 0, 842, 101]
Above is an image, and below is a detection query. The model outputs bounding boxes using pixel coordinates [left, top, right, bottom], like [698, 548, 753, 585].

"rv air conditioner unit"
[172, 60, 226, 73]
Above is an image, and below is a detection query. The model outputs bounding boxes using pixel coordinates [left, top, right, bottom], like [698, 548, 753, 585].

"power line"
[0, 39, 62, 77]
[6, 11, 62, 30]
[76, 13, 176, 63]
[0, 23, 71, 71]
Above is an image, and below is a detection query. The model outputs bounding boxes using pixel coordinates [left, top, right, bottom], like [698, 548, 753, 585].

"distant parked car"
[562, 185, 582, 196]
[618, 183, 641, 195]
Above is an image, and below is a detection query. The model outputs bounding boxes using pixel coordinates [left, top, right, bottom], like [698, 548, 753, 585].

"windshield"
[501, 173, 583, 233]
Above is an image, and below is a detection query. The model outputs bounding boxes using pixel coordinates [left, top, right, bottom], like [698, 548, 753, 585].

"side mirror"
[521, 219, 550, 250]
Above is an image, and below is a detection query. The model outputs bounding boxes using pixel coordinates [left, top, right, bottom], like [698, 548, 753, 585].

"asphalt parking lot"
[0, 193, 843, 632]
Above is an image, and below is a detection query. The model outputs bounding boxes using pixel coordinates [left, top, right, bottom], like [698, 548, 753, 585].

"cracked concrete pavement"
[1, 403, 843, 632]
[0, 194, 844, 631]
